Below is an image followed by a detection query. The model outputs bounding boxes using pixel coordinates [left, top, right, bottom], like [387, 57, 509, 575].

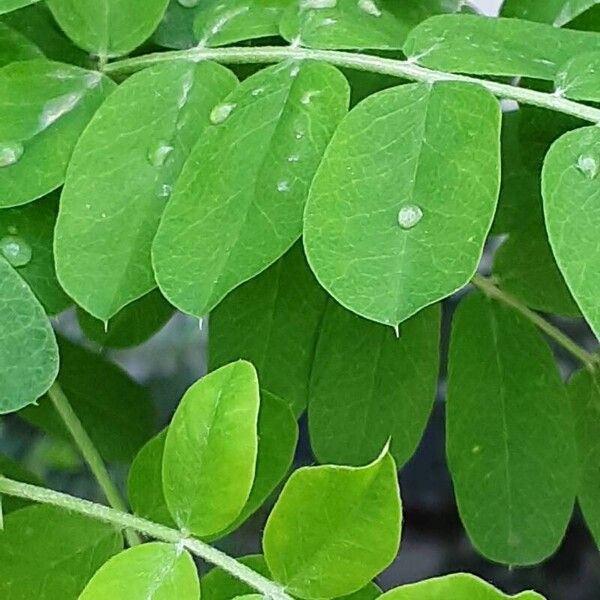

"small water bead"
[0, 235, 32, 267]
[288, 154, 300, 162]
[0, 141, 24, 168]
[159, 184, 173, 199]
[358, 0, 382, 17]
[177, 0, 200, 6]
[290, 65, 301, 78]
[301, 90, 320, 105]
[39, 91, 83, 131]
[322, 17, 337, 26]
[251, 87, 265, 97]
[277, 180, 290, 192]
[397, 204, 423, 229]
[210, 102, 236, 125]
[147, 142, 174, 167]
[302, 0, 337, 8]
[295, 130, 305, 140]
[577, 154, 598, 180]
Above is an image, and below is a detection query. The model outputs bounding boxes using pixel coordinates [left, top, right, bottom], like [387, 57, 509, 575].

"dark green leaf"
[0, 21, 42, 67]
[501, 0, 598, 26]
[0, 0, 40, 15]
[152, 0, 200, 49]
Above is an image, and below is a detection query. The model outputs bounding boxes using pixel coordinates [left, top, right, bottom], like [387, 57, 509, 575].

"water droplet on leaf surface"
[0, 236, 32, 267]
[358, 0, 382, 17]
[577, 154, 598, 179]
[0, 141, 24, 167]
[397, 204, 423, 229]
[210, 103, 236, 125]
[177, 0, 200, 6]
[147, 142, 174, 167]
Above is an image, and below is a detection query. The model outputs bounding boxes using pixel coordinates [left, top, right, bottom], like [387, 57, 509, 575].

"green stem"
[472, 275, 597, 369]
[47, 383, 141, 546]
[0, 476, 292, 600]
[104, 45, 600, 123]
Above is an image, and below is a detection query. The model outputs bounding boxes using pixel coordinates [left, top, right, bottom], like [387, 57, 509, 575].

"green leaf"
[0, 59, 114, 208]
[380, 573, 545, 600]
[152, 0, 200, 49]
[209, 242, 329, 417]
[501, 0, 598, 26]
[0, 454, 42, 513]
[403, 14, 600, 79]
[0, 192, 71, 314]
[194, 0, 291, 47]
[542, 125, 600, 338]
[163, 361, 260, 536]
[46, 0, 169, 58]
[202, 555, 271, 600]
[305, 81, 500, 327]
[568, 368, 600, 547]
[78, 543, 200, 600]
[55, 61, 236, 321]
[0, 257, 58, 414]
[263, 450, 401, 599]
[309, 301, 440, 467]
[0, 0, 40, 15]
[555, 51, 600, 102]
[78, 290, 174, 349]
[20, 336, 155, 463]
[0, 21, 42, 67]
[0, 504, 122, 600]
[153, 60, 349, 317]
[447, 292, 577, 565]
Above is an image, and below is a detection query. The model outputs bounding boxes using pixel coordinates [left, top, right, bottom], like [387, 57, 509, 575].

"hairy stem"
[0, 477, 292, 600]
[104, 46, 600, 123]
[47, 383, 141, 546]
[472, 275, 597, 369]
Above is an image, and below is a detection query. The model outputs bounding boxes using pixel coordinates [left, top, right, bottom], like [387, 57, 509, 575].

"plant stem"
[104, 45, 600, 123]
[472, 274, 597, 369]
[47, 383, 141, 546]
[0, 476, 292, 600]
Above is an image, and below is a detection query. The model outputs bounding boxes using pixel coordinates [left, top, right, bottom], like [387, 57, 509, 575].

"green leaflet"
[0, 454, 42, 513]
[501, 0, 598, 26]
[0, 22, 42, 67]
[0, 504, 122, 600]
[0, 256, 58, 413]
[78, 290, 174, 349]
[194, 0, 291, 47]
[163, 361, 260, 536]
[542, 126, 600, 339]
[447, 292, 577, 565]
[201, 555, 271, 600]
[555, 52, 600, 101]
[568, 369, 600, 547]
[78, 543, 200, 600]
[0, 192, 70, 314]
[55, 61, 237, 321]
[153, 0, 201, 49]
[380, 573, 545, 600]
[209, 242, 329, 417]
[0, 59, 114, 208]
[153, 60, 349, 318]
[46, 0, 169, 58]
[20, 336, 155, 463]
[403, 14, 600, 79]
[0, 0, 40, 15]
[305, 81, 500, 327]
[309, 301, 440, 468]
[263, 450, 401, 599]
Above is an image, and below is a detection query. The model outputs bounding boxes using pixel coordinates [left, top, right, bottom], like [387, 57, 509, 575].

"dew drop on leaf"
[397, 204, 423, 229]
[159, 184, 173, 199]
[39, 91, 83, 131]
[210, 102, 236, 125]
[358, 0, 382, 17]
[0, 141, 24, 168]
[177, 0, 200, 6]
[277, 180, 290, 193]
[147, 142, 174, 167]
[302, 0, 337, 9]
[576, 154, 598, 180]
[0, 235, 32, 267]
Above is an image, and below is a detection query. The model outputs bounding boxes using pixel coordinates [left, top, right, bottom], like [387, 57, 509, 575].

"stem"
[47, 383, 141, 546]
[0, 477, 292, 600]
[472, 275, 597, 369]
[104, 46, 600, 123]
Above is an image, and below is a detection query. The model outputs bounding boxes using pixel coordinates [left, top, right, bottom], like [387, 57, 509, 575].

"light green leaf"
[0, 59, 114, 208]
[152, 0, 200, 49]
[501, 0, 598, 26]
[78, 543, 199, 600]
[78, 290, 174, 349]
[194, 0, 291, 47]
[380, 573, 545, 600]
[0, 256, 58, 413]
[163, 361, 260, 536]
[209, 242, 329, 417]
[0, 504, 122, 600]
[305, 81, 500, 327]
[153, 60, 349, 318]
[568, 368, 600, 547]
[0, 454, 42, 513]
[55, 61, 236, 321]
[46, 0, 170, 58]
[0, 0, 40, 15]
[542, 125, 600, 338]
[0, 21, 42, 66]
[0, 191, 70, 314]
[447, 292, 577, 565]
[309, 301, 440, 467]
[555, 51, 600, 102]
[403, 14, 600, 79]
[263, 450, 401, 599]
[20, 336, 155, 463]
[202, 555, 271, 600]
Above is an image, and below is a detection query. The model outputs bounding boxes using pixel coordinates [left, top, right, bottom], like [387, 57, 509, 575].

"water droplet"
[322, 17, 337, 26]
[0, 235, 32, 267]
[577, 154, 598, 179]
[288, 154, 300, 163]
[251, 87, 265, 97]
[177, 0, 200, 6]
[210, 102, 236, 125]
[277, 180, 290, 193]
[84, 71, 102, 89]
[101, 212, 107, 219]
[295, 130, 305, 140]
[397, 204, 423, 229]
[147, 142, 174, 167]
[0, 141, 24, 168]
[178, 71, 194, 109]
[301, 90, 320, 105]
[472, 445, 481, 454]
[290, 65, 301, 78]
[358, 0, 382, 17]
[39, 91, 83, 131]
[302, 0, 337, 8]
[159, 183, 172, 199]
